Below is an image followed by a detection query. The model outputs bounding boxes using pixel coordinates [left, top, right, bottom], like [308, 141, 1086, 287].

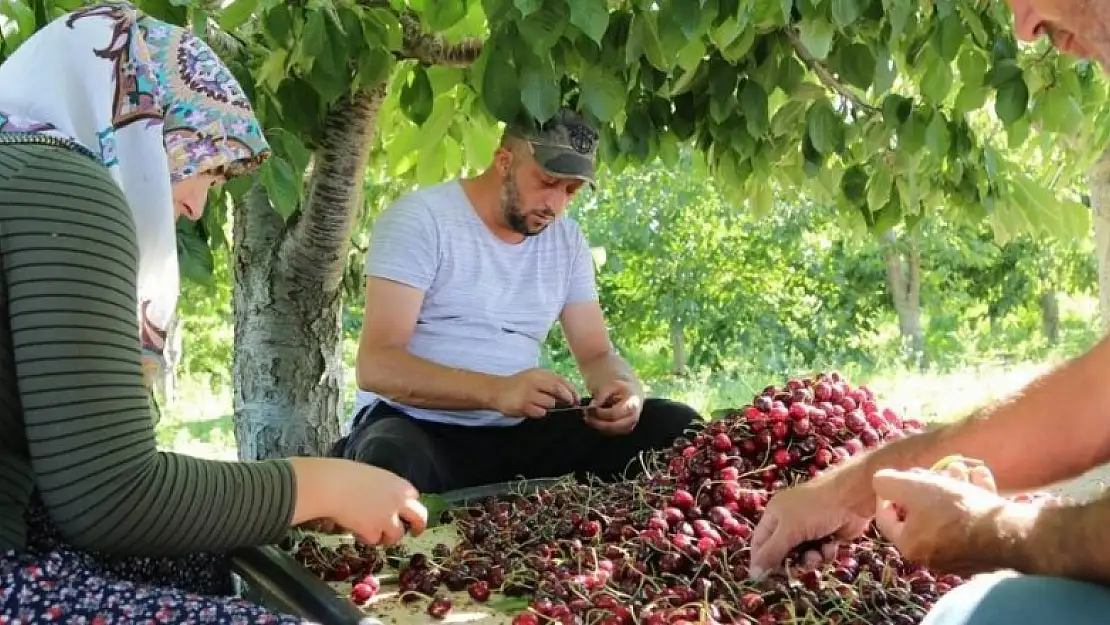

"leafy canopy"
[4, 0, 1108, 254]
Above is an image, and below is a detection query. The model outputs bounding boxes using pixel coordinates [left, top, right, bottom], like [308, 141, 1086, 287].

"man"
[749, 4, 1110, 624]
[332, 108, 700, 495]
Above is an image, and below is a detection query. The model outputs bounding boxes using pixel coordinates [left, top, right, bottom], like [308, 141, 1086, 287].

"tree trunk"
[670, 319, 687, 376]
[1039, 290, 1060, 345]
[232, 87, 386, 461]
[882, 231, 924, 365]
[1087, 148, 1110, 331]
[160, 314, 184, 407]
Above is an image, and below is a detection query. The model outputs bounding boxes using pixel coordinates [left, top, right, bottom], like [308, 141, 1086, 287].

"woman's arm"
[1, 146, 297, 557]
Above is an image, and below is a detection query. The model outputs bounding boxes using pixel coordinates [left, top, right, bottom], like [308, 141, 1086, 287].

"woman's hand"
[290, 458, 428, 546]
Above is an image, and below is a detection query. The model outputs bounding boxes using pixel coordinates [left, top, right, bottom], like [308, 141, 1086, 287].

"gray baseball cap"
[505, 108, 599, 187]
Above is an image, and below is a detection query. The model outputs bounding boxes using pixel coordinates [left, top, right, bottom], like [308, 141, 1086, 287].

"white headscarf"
[0, 2, 270, 368]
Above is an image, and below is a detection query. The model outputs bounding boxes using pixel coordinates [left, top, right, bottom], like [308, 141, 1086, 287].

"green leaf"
[919, 54, 953, 105]
[415, 138, 447, 185]
[579, 65, 625, 122]
[400, 64, 435, 126]
[806, 98, 841, 154]
[934, 13, 965, 63]
[479, 41, 521, 123]
[176, 222, 214, 286]
[837, 43, 875, 91]
[956, 48, 987, 85]
[873, 45, 895, 95]
[867, 160, 892, 212]
[1009, 173, 1090, 240]
[995, 76, 1030, 125]
[1037, 85, 1084, 135]
[259, 156, 300, 219]
[519, 51, 561, 123]
[710, 15, 744, 50]
[261, 5, 294, 48]
[984, 59, 1022, 88]
[883, 0, 911, 40]
[798, 18, 835, 60]
[356, 47, 394, 89]
[740, 79, 769, 137]
[771, 99, 806, 136]
[218, 0, 257, 30]
[831, 0, 863, 27]
[517, 2, 569, 54]
[751, 178, 774, 218]
[676, 38, 707, 72]
[514, 0, 542, 17]
[925, 112, 952, 157]
[269, 128, 312, 173]
[299, 9, 328, 63]
[364, 8, 403, 50]
[568, 0, 608, 44]
[419, 494, 451, 528]
[487, 596, 531, 614]
[424, 0, 467, 30]
[258, 48, 290, 93]
[954, 83, 988, 113]
[956, 0, 989, 45]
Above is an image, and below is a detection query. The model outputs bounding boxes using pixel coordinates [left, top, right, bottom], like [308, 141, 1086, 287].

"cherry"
[468, 580, 491, 602]
[427, 596, 452, 619]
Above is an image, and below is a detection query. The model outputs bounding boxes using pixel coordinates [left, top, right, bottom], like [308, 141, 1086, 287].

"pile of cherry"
[286, 372, 1061, 624]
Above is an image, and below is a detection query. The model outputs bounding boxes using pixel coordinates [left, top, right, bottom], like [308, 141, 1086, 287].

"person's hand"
[749, 465, 876, 578]
[873, 466, 1034, 577]
[584, 378, 643, 435]
[319, 462, 428, 547]
[490, 368, 579, 418]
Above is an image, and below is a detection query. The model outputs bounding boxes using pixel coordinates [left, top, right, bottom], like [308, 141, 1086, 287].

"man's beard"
[501, 167, 553, 237]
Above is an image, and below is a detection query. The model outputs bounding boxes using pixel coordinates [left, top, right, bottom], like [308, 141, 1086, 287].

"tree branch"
[277, 84, 387, 291]
[785, 28, 879, 115]
[396, 10, 483, 66]
[359, 0, 483, 67]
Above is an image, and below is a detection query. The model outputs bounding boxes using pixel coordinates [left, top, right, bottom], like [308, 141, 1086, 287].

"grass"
[156, 357, 1060, 460]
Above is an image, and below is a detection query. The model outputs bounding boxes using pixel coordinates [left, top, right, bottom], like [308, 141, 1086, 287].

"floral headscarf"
[0, 1, 270, 382]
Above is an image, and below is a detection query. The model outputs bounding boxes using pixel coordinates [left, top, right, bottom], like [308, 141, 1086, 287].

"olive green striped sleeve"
[0, 143, 296, 557]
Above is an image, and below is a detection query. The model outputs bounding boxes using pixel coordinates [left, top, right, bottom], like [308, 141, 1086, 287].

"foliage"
[539, 154, 1100, 378]
[8, 0, 1107, 280]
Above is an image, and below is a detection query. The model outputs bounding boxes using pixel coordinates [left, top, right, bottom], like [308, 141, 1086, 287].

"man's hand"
[749, 465, 875, 577]
[584, 377, 644, 435]
[491, 368, 579, 418]
[873, 466, 1036, 577]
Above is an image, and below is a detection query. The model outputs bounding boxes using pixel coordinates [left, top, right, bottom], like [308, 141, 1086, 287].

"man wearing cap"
[332, 108, 700, 494]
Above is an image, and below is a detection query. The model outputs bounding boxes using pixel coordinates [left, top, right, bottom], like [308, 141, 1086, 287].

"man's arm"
[355, 277, 501, 411]
[559, 300, 642, 397]
[983, 493, 1110, 586]
[857, 333, 1110, 493]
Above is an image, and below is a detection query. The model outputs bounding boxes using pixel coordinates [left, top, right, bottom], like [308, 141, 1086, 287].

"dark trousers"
[330, 398, 702, 494]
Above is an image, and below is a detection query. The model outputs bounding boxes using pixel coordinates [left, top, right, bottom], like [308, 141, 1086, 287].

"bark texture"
[882, 230, 924, 365]
[232, 88, 385, 461]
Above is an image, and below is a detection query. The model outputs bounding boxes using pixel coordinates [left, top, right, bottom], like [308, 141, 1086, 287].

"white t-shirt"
[345, 179, 598, 432]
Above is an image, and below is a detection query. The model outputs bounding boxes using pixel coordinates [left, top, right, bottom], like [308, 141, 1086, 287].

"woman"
[0, 3, 425, 622]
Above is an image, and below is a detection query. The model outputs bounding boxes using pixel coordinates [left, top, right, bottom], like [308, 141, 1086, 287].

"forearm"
[4, 176, 296, 558]
[579, 349, 642, 397]
[357, 346, 501, 411]
[859, 336, 1110, 492]
[989, 495, 1110, 585]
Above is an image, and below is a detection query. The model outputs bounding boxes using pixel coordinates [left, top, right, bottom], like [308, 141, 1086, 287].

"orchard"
[1, 0, 1103, 622]
[286, 372, 1064, 624]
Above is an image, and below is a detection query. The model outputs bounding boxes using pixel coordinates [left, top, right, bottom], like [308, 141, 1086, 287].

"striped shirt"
[0, 141, 294, 555]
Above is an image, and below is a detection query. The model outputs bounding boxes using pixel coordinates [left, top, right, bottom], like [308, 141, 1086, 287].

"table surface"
[322, 525, 518, 625]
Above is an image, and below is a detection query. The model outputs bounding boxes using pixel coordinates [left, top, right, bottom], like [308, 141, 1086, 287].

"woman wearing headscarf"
[0, 3, 426, 622]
